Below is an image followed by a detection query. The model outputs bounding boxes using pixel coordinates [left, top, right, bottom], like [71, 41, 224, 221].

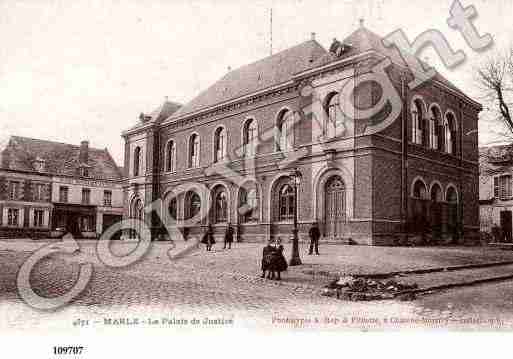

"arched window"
[133, 146, 141, 177]
[429, 106, 442, 150]
[412, 99, 425, 145]
[325, 92, 343, 138]
[412, 179, 427, 199]
[168, 197, 177, 220]
[239, 186, 259, 222]
[276, 109, 294, 152]
[214, 127, 227, 162]
[243, 119, 258, 157]
[165, 140, 176, 172]
[188, 134, 200, 168]
[213, 187, 228, 223]
[431, 183, 443, 202]
[130, 197, 143, 239]
[279, 184, 295, 221]
[447, 186, 458, 203]
[444, 112, 457, 154]
[185, 191, 201, 219]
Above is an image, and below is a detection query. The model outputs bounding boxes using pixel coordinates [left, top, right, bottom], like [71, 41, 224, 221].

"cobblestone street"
[2, 241, 513, 332]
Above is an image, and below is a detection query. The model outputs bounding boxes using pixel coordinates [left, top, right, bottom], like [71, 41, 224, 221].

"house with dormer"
[0, 136, 124, 239]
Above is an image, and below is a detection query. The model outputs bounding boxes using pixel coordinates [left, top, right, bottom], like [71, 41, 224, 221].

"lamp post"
[289, 168, 302, 266]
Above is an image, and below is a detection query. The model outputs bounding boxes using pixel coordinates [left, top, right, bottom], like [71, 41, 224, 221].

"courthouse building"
[0, 136, 124, 239]
[122, 24, 481, 245]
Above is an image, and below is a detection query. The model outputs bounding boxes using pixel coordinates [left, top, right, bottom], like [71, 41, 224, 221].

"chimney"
[79, 140, 89, 164]
[311, 32, 316, 41]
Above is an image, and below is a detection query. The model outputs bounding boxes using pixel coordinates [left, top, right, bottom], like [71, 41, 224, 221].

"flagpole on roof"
[270, 7, 273, 56]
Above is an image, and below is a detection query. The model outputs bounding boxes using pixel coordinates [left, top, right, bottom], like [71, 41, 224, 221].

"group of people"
[199, 222, 323, 281]
[200, 224, 234, 251]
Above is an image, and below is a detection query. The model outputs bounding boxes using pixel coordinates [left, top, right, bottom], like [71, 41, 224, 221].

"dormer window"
[33, 157, 45, 172]
[80, 167, 90, 177]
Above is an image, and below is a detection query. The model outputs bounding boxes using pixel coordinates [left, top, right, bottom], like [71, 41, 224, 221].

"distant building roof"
[0, 136, 122, 180]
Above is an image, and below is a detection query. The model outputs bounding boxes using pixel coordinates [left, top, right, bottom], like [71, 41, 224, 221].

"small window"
[494, 175, 512, 200]
[80, 216, 94, 231]
[82, 188, 91, 205]
[214, 189, 228, 223]
[239, 187, 259, 222]
[325, 92, 343, 138]
[168, 197, 177, 220]
[133, 147, 141, 176]
[186, 191, 201, 219]
[412, 99, 425, 145]
[279, 184, 295, 221]
[276, 110, 294, 152]
[412, 179, 427, 199]
[243, 119, 258, 157]
[7, 208, 20, 226]
[188, 134, 200, 168]
[214, 127, 227, 162]
[33, 209, 44, 227]
[165, 140, 176, 172]
[8, 181, 19, 201]
[59, 186, 69, 203]
[104, 190, 112, 207]
[34, 183, 45, 201]
[80, 167, 89, 177]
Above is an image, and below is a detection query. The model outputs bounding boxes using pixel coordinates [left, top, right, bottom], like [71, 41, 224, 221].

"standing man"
[224, 223, 234, 249]
[308, 222, 321, 255]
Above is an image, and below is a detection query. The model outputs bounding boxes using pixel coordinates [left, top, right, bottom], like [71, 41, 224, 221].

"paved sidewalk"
[4, 240, 513, 289]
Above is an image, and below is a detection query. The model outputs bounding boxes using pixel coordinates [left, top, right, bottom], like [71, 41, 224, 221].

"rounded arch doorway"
[324, 175, 346, 239]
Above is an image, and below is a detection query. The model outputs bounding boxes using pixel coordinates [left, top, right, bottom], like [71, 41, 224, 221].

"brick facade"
[122, 27, 481, 245]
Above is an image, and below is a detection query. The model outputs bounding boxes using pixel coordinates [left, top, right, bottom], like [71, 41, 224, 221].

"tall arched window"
[239, 186, 259, 222]
[279, 184, 295, 221]
[412, 99, 425, 145]
[188, 134, 200, 168]
[213, 187, 228, 223]
[412, 179, 427, 199]
[133, 146, 141, 177]
[243, 119, 258, 157]
[429, 106, 442, 150]
[276, 109, 294, 152]
[325, 92, 343, 138]
[444, 112, 457, 154]
[431, 183, 443, 202]
[214, 127, 227, 162]
[185, 191, 201, 219]
[165, 140, 176, 172]
[168, 197, 177, 220]
[447, 186, 458, 203]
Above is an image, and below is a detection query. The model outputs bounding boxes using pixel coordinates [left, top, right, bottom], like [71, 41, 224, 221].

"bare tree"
[475, 47, 513, 139]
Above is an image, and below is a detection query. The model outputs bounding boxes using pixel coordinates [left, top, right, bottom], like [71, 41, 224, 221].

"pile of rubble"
[321, 275, 419, 301]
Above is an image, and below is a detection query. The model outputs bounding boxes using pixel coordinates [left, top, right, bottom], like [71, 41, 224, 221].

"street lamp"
[289, 168, 302, 266]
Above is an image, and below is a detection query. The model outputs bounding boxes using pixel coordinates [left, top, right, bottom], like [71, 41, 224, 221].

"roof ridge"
[10, 135, 108, 152]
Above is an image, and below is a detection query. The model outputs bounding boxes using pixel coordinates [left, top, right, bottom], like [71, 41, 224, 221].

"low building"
[479, 145, 513, 241]
[0, 136, 124, 239]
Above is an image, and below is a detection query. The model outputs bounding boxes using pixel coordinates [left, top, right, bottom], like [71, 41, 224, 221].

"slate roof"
[0, 136, 123, 180]
[127, 100, 182, 132]
[168, 39, 328, 119]
[311, 26, 473, 101]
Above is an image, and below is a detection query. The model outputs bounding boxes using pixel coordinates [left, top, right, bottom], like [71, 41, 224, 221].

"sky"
[1, 0, 512, 164]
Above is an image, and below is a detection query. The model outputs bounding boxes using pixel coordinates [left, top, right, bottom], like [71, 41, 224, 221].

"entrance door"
[324, 176, 345, 239]
[500, 210, 512, 242]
